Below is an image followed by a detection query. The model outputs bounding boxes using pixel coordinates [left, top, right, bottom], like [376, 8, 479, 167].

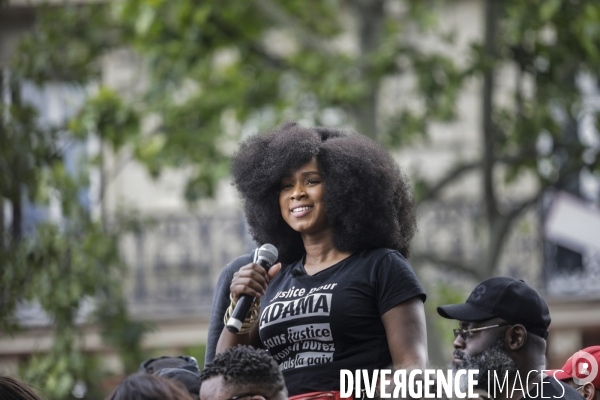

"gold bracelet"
[223, 293, 261, 335]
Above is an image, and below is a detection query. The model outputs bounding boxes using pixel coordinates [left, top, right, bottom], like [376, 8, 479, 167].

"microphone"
[226, 244, 278, 333]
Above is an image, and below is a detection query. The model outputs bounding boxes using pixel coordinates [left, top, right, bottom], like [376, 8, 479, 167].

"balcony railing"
[121, 212, 254, 318]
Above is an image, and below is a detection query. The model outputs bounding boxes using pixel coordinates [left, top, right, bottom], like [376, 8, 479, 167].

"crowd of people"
[2, 283, 599, 400]
[0, 346, 286, 400]
[2, 123, 598, 400]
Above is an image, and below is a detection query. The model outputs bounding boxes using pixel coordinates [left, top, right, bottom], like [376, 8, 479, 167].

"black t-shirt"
[258, 248, 426, 396]
[522, 376, 583, 400]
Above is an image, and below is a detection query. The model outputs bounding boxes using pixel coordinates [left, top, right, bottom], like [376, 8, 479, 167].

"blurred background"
[1, 0, 600, 398]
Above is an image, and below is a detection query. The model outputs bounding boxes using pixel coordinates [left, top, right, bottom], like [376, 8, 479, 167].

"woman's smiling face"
[279, 158, 329, 235]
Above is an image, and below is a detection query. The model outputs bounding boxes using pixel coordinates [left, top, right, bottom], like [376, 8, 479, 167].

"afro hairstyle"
[230, 122, 417, 264]
[199, 345, 284, 391]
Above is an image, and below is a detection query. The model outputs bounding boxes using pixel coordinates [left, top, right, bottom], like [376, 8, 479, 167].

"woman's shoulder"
[357, 248, 409, 264]
[360, 249, 425, 302]
[222, 252, 255, 275]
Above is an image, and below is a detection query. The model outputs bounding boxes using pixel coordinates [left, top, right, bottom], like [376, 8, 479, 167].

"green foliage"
[3, 47, 146, 400]
[0, 130, 148, 398]
[411, 1, 600, 280]
[97, 294, 151, 374]
[0, 98, 58, 209]
[70, 87, 140, 153]
[12, 4, 122, 84]
[0, 95, 61, 332]
[54, 0, 462, 199]
[21, 331, 103, 400]
[493, 0, 600, 184]
[9, 0, 467, 202]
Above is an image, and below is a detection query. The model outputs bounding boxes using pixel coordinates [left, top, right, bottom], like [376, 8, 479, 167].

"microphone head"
[257, 244, 278, 265]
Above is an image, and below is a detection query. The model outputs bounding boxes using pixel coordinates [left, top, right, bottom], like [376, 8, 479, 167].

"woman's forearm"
[215, 324, 261, 354]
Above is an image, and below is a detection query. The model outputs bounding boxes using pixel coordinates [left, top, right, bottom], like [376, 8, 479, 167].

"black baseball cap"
[437, 277, 551, 339]
[139, 355, 200, 375]
[154, 368, 201, 398]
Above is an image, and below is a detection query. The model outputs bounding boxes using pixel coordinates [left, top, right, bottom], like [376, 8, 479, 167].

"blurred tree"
[107, 0, 464, 199]
[7, 0, 600, 375]
[13, 1, 464, 200]
[0, 91, 148, 398]
[414, 0, 600, 280]
[5, 0, 466, 374]
[1, 5, 148, 399]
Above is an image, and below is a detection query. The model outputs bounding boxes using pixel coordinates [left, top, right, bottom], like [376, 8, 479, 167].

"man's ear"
[580, 382, 596, 400]
[505, 324, 527, 350]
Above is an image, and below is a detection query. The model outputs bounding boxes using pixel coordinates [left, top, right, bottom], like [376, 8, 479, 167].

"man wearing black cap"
[139, 355, 201, 399]
[437, 277, 582, 400]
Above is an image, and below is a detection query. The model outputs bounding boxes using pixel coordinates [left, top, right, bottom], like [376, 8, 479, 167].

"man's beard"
[451, 336, 519, 393]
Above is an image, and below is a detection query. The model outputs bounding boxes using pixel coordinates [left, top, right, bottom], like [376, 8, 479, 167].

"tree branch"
[482, 0, 500, 222]
[416, 144, 537, 205]
[411, 253, 483, 280]
[417, 162, 480, 204]
[507, 193, 541, 220]
[483, 191, 541, 276]
[496, 147, 538, 164]
[348, 0, 385, 137]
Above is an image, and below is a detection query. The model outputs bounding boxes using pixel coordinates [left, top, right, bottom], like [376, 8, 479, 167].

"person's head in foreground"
[230, 122, 416, 264]
[199, 346, 287, 400]
[437, 277, 580, 400]
[138, 355, 200, 398]
[548, 346, 600, 400]
[154, 368, 201, 399]
[0, 377, 43, 400]
[106, 373, 193, 400]
[139, 355, 200, 375]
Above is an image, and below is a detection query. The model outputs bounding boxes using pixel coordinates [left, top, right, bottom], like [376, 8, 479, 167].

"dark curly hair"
[230, 122, 416, 264]
[200, 346, 284, 391]
[0, 377, 44, 400]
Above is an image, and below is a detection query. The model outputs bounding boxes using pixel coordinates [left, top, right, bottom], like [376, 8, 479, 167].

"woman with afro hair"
[215, 122, 427, 398]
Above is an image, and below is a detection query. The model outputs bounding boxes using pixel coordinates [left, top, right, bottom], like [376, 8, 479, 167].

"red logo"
[572, 351, 598, 385]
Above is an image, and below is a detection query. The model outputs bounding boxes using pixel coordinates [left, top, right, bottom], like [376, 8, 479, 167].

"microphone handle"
[226, 259, 271, 333]
[227, 294, 255, 333]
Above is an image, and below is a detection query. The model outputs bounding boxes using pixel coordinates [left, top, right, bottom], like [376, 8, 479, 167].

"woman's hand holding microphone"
[225, 244, 281, 334]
